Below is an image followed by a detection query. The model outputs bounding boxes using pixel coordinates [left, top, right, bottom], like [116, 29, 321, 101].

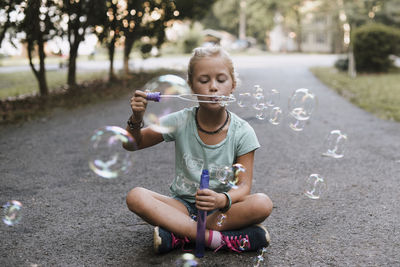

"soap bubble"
[322, 130, 347, 159]
[144, 74, 190, 95]
[175, 253, 198, 267]
[143, 74, 190, 134]
[288, 88, 316, 120]
[304, 174, 327, 199]
[237, 92, 253, 108]
[265, 89, 280, 107]
[252, 92, 265, 111]
[3, 200, 22, 226]
[253, 247, 268, 267]
[253, 255, 265, 267]
[269, 107, 282, 125]
[253, 85, 264, 95]
[287, 112, 306, 131]
[216, 164, 246, 188]
[255, 106, 268, 120]
[216, 213, 227, 227]
[88, 126, 135, 179]
[239, 237, 249, 251]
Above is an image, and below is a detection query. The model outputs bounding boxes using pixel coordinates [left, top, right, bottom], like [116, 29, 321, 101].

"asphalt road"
[1, 54, 399, 266]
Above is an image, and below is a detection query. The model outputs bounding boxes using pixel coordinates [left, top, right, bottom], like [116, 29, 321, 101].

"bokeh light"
[88, 126, 136, 179]
[2, 200, 22, 226]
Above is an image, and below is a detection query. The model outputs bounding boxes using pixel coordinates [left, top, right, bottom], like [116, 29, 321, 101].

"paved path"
[1, 54, 399, 266]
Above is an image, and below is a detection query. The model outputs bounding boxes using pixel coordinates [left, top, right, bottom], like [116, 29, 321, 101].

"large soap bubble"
[288, 88, 316, 120]
[143, 74, 191, 134]
[88, 126, 136, 179]
[322, 130, 347, 159]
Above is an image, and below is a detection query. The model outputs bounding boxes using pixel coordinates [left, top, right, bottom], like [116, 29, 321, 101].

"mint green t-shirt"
[161, 106, 260, 203]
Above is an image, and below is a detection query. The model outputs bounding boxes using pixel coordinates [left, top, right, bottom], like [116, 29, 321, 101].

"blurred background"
[0, 0, 399, 122]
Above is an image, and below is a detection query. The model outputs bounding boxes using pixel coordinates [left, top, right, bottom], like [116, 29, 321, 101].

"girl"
[123, 46, 273, 254]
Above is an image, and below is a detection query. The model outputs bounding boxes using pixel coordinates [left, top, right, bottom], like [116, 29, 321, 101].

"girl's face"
[190, 56, 235, 107]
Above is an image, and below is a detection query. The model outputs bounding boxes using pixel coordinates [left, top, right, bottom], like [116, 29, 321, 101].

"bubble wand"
[146, 92, 235, 104]
[195, 169, 209, 258]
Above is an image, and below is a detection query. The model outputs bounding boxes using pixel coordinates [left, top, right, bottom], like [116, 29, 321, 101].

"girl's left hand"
[195, 189, 225, 211]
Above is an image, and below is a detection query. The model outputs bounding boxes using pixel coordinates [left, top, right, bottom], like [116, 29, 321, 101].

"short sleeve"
[159, 108, 191, 142]
[236, 121, 260, 157]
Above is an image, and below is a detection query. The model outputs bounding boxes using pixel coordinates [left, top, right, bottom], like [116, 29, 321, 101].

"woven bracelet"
[219, 192, 232, 213]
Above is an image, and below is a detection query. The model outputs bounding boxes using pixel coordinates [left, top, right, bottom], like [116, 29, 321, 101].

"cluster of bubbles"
[237, 85, 282, 125]
[88, 126, 136, 179]
[175, 253, 198, 267]
[2, 200, 23, 226]
[237, 86, 317, 132]
[253, 247, 268, 267]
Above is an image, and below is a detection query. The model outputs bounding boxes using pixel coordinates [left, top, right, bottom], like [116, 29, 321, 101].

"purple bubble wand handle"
[145, 92, 161, 102]
[195, 169, 209, 258]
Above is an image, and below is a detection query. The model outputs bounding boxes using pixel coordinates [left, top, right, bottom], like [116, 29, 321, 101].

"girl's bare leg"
[127, 188, 272, 242]
[126, 187, 198, 239]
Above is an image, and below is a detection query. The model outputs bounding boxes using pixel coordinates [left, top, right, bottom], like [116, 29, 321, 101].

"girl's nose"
[209, 79, 218, 92]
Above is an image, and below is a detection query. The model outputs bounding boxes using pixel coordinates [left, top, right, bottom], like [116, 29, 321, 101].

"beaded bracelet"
[127, 116, 144, 131]
[219, 192, 232, 213]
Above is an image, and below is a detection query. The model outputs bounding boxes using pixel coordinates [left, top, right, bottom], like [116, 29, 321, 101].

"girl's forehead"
[193, 57, 230, 73]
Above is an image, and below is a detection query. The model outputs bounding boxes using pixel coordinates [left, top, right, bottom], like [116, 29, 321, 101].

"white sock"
[207, 230, 222, 249]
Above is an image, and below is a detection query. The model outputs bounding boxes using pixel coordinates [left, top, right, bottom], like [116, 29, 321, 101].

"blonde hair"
[187, 46, 238, 89]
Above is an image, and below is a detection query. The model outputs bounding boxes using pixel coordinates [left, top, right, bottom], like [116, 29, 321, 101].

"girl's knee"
[126, 187, 147, 212]
[253, 193, 273, 218]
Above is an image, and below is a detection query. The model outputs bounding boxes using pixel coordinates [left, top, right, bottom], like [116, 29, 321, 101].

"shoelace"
[171, 233, 191, 252]
[214, 234, 250, 253]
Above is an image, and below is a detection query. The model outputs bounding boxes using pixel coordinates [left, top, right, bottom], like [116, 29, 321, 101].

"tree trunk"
[37, 33, 48, 96]
[68, 41, 79, 87]
[27, 40, 48, 97]
[108, 38, 116, 81]
[123, 36, 135, 75]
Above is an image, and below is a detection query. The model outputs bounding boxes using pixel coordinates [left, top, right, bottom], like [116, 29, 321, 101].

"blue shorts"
[173, 196, 217, 220]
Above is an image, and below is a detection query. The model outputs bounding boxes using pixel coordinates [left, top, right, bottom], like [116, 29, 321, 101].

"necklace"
[195, 107, 230, 135]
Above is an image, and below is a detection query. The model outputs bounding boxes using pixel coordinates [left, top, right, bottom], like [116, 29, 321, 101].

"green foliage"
[352, 23, 400, 73]
[334, 58, 349, 72]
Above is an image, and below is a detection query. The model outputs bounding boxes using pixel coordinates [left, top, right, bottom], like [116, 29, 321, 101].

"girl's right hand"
[130, 90, 148, 122]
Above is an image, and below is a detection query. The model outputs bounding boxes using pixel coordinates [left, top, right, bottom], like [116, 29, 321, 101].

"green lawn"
[0, 70, 108, 99]
[310, 67, 400, 122]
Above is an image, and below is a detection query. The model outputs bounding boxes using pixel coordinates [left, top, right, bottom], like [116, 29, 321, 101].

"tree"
[0, 0, 25, 46]
[18, 0, 59, 97]
[58, 0, 102, 87]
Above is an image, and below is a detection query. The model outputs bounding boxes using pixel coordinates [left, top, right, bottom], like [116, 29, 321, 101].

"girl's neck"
[196, 106, 227, 127]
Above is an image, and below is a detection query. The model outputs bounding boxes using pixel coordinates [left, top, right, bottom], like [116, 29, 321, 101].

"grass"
[0, 69, 184, 124]
[0, 69, 108, 99]
[310, 67, 400, 122]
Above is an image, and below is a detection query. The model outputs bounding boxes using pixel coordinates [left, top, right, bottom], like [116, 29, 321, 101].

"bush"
[334, 57, 349, 72]
[352, 23, 400, 73]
